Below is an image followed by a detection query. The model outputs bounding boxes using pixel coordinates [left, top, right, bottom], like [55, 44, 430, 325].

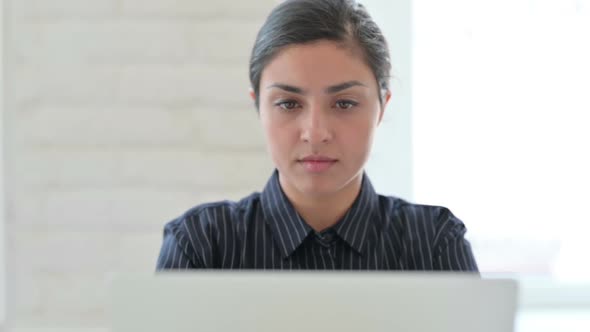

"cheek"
[340, 119, 376, 155]
[262, 117, 295, 157]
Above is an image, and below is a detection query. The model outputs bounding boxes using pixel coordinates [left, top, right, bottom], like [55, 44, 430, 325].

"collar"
[331, 172, 380, 256]
[261, 170, 381, 259]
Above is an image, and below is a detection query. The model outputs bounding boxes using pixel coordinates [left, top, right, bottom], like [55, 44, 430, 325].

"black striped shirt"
[156, 170, 478, 271]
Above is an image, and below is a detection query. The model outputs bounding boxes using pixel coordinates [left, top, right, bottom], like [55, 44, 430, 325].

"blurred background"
[1, 0, 589, 330]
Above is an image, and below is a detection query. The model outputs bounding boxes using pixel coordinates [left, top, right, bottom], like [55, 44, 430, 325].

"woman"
[156, 0, 478, 271]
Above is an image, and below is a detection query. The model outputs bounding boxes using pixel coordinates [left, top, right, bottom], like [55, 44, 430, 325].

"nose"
[300, 105, 333, 144]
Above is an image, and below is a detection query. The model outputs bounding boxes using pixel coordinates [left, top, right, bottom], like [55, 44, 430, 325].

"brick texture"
[4, 0, 275, 327]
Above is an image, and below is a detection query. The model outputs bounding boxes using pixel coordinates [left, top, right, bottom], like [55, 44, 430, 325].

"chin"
[293, 174, 348, 196]
[278, 163, 360, 196]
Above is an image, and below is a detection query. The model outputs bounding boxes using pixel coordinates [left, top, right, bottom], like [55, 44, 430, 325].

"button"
[321, 231, 334, 243]
[315, 229, 337, 248]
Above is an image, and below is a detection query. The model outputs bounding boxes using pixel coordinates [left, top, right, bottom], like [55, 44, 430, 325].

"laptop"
[109, 272, 518, 332]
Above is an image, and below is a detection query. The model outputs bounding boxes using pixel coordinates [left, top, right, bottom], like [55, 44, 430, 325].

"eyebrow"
[266, 80, 367, 95]
[266, 83, 305, 94]
[325, 80, 367, 94]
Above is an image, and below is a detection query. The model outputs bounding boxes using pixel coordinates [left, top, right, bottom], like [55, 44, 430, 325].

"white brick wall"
[0, 0, 6, 324]
[4, 0, 276, 328]
[13, 20, 262, 64]
[11, 0, 118, 19]
[119, 0, 280, 18]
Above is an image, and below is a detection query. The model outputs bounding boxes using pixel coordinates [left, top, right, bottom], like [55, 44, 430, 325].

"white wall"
[363, 0, 413, 200]
[3, 0, 412, 328]
[1, 0, 6, 324]
[4, 0, 276, 328]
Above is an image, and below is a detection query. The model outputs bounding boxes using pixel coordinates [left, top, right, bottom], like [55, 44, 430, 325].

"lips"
[298, 155, 338, 172]
[300, 155, 337, 162]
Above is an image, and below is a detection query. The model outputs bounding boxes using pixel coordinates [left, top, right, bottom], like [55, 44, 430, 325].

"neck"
[279, 173, 363, 232]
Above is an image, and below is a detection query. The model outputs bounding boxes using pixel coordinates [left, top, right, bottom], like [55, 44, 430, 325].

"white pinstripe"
[269, 181, 296, 256]
[156, 172, 478, 273]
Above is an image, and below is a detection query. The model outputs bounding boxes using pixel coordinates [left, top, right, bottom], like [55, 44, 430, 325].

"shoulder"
[164, 192, 261, 236]
[376, 195, 478, 271]
[162, 192, 261, 248]
[160, 192, 262, 267]
[378, 195, 468, 244]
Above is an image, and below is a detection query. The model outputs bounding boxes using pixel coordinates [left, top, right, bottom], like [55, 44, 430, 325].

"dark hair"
[249, 0, 391, 109]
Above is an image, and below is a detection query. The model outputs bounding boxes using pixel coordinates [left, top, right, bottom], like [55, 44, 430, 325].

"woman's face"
[254, 40, 390, 197]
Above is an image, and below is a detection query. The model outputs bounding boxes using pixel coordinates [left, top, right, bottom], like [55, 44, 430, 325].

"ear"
[249, 88, 261, 117]
[249, 88, 256, 102]
[377, 90, 392, 125]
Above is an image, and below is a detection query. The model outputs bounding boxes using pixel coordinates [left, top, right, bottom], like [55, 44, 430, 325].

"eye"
[335, 100, 359, 110]
[274, 100, 301, 112]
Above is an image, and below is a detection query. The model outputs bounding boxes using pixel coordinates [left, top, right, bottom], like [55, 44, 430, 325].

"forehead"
[260, 40, 377, 91]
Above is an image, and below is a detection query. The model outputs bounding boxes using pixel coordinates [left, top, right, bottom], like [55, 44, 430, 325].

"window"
[412, 0, 590, 280]
[365, 0, 590, 280]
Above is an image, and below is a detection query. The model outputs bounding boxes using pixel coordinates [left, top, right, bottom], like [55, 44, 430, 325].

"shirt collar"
[331, 172, 380, 256]
[261, 170, 312, 259]
[261, 169, 381, 259]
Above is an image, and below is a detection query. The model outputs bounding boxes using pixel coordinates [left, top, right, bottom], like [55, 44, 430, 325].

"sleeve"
[156, 218, 203, 270]
[432, 209, 479, 272]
